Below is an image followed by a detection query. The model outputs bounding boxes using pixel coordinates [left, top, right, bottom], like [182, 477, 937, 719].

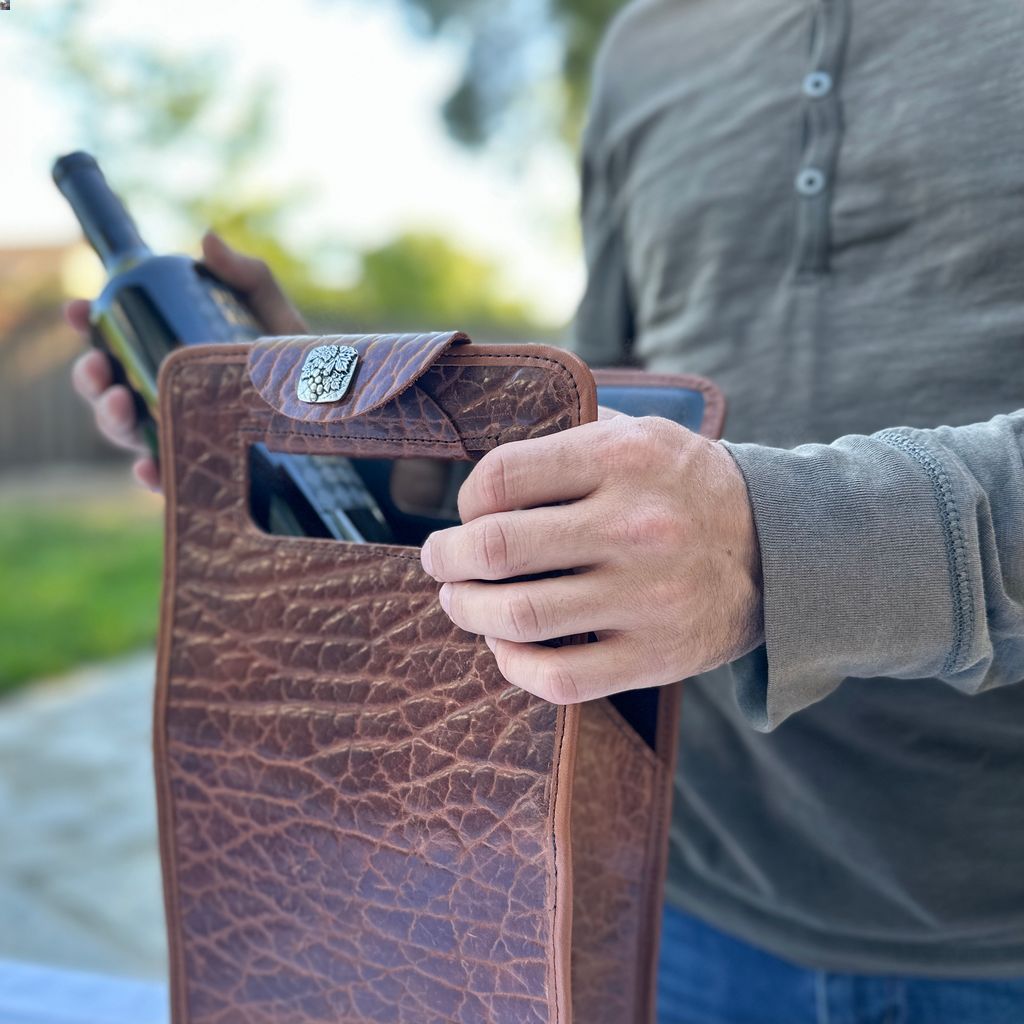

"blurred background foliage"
[0, 0, 620, 691]
[20, 0, 616, 333]
[392, 0, 618, 147]
[0, 488, 163, 696]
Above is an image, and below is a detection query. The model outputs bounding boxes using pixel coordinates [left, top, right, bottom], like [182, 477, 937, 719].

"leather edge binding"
[591, 367, 726, 438]
[155, 347, 197, 1024]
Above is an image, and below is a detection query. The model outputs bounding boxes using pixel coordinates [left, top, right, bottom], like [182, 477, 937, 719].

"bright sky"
[0, 0, 585, 324]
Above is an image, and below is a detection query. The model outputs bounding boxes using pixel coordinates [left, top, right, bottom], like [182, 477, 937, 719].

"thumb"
[201, 230, 308, 335]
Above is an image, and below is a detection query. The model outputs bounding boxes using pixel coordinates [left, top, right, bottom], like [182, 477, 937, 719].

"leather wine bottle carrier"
[154, 333, 725, 1024]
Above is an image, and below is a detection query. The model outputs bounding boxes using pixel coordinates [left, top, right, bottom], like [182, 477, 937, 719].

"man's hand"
[420, 414, 764, 704]
[67, 231, 307, 490]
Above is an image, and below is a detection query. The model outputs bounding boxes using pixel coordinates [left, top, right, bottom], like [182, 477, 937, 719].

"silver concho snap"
[297, 344, 359, 403]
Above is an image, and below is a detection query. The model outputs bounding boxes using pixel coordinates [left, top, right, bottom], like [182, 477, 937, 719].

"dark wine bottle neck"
[52, 152, 152, 273]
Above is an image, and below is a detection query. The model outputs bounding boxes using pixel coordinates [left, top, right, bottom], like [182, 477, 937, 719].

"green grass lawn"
[0, 488, 163, 696]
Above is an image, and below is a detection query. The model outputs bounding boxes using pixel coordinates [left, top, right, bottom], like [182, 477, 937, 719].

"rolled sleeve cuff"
[720, 433, 976, 731]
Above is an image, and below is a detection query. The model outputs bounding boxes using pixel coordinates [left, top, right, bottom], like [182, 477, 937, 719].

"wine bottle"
[53, 151, 392, 543]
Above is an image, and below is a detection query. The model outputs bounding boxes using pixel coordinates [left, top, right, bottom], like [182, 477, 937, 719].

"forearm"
[722, 412, 1024, 731]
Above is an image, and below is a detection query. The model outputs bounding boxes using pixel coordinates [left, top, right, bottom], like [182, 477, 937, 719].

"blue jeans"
[657, 904, 1024, 1024]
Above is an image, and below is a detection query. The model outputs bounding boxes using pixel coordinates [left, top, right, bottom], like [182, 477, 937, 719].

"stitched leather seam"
[877, 430, 974, 675]
[155, 368, 189, 1024]
[169, 350, 475, 444]
[593, 368, 725, 438]
[167, 349, 717, 447]
[170, 349, 580, 447]
[239, 516, 426, 562]
[550, 706, 568, 1024]
[249, 344, 468, 440]
[250, 428, 493, 446]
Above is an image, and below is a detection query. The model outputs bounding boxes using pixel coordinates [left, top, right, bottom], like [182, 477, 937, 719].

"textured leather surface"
[155, 338, 723, 1024]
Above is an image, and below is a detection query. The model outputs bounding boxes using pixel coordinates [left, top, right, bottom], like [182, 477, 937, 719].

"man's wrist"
[713, 439, 765, 661]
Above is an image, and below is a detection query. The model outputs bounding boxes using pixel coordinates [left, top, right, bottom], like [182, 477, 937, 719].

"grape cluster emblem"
[297, 344, 360, 404]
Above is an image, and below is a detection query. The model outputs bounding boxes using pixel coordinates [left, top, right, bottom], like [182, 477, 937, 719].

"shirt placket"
[793, 0, 851, 276]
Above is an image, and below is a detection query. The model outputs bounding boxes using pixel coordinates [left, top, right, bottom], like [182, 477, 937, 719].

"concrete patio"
[0, 653, 168, 988]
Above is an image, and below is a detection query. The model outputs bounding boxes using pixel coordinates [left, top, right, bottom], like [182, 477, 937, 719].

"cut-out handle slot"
[247, 447, 470, 546]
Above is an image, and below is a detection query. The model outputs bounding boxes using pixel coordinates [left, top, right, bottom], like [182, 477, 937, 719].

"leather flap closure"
[247, 331, 470, 422]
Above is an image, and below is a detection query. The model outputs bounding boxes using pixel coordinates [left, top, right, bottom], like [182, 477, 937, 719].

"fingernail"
[420, 538, 434, 577]
[438, 583, 451, 613]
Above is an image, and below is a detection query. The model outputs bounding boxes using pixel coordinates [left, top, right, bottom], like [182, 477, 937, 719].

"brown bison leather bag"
[153, 333, 724, 1024]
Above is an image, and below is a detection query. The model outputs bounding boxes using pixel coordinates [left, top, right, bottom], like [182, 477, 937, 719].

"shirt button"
[802, 71, 833, 98]
[795, 167, 826, 196]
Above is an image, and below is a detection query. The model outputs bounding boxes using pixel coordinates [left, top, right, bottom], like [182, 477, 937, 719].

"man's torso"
[575, 0, 1024, 974]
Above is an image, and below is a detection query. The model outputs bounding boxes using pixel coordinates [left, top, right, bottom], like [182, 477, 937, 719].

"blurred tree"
[385, 0, 622, 147]
[21, 0, 543, 332]
[330, 231, 534, 331]
[23, 0, 311, 278]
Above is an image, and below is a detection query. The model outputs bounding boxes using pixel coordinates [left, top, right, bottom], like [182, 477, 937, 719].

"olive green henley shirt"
[569, 0, 1024, 976]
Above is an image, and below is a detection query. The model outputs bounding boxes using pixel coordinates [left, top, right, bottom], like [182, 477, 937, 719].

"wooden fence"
[0, 307, 120, 472]
[0, 357, 117, 470]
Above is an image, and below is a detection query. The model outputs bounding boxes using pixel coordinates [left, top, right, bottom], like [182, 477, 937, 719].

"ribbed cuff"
[720, 433, 974, 730]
